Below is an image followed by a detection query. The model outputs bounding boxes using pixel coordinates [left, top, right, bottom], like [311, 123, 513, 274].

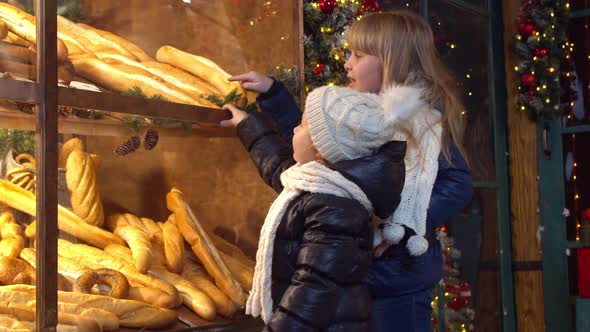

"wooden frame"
[0, 1, 305, 331]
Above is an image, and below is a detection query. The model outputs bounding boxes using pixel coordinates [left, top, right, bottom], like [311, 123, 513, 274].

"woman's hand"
[220, 104, 249, 128]
[228, 71, 273, 93]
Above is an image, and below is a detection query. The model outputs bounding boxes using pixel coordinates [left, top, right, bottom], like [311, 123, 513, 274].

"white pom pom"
[407, 235, 429, 256]
[373, 227, 384, 248]
[383, 224, 405, 244]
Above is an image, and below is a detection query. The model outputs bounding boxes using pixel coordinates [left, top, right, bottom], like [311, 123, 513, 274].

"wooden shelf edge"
[0, 107, 237, 138]
[0, 78, 234, 124]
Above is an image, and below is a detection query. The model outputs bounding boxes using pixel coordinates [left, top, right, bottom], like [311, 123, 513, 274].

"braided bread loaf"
[65, 149, 104, 227]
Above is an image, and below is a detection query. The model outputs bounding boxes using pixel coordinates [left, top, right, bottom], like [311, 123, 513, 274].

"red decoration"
[361, 0, 379, 12]
[578, 248, 590, 297]
[519, 22, 536, 38]
[583, 208, 590, 221]
[314, 64, 325, 76]
[521, 73, 537, 87]
[534, 48, 548, 58]
[318, 0, 338, 14]
[457, 281, 472, 307]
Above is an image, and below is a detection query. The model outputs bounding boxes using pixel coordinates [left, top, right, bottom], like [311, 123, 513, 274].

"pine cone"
[143, 129, 159, 150]
[114, 135, 141, 156]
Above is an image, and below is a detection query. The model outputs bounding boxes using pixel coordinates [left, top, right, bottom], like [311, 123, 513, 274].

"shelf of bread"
[0, 1, 246, 127]
[0, 138, 259, 331]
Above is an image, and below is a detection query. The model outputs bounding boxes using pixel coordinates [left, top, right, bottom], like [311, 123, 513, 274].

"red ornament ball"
[584, 208, 590, 221]
[534, 48, 548, 57]
[319, 0, 338, 14]
[362, 0, 380, 12]
[314, 63, 325, 76]
[519, 22, 536, 38]
[521, 73, 537, 87]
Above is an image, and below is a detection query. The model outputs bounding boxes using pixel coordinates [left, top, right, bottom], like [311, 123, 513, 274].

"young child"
[221, 82, 428, 330]
[229, 11, 473, 332]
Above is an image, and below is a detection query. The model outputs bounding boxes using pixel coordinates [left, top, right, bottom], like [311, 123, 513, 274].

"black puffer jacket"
[238, 113, 406, 331]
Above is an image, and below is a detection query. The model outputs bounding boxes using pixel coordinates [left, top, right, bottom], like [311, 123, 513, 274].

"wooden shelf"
[0, 77, 239, 138]
[0, 103, 237, 138]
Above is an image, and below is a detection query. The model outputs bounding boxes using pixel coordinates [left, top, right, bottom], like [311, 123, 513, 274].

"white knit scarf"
[245, 161, 373, 323]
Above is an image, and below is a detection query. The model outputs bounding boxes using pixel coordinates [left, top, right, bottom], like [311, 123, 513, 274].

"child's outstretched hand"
[220, 104, 248, 128]
[228, 71, 273, 93]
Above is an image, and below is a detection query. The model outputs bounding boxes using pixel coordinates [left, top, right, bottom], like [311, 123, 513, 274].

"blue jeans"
[370, 289, 434, 332]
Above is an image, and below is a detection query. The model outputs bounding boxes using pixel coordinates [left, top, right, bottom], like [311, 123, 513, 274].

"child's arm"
[229, 72, 301, 142]
[426, 144, 473, 231]
[266, 195, 371, 330]
[236, 112, 296, 193]
[256, 80, 301, 143]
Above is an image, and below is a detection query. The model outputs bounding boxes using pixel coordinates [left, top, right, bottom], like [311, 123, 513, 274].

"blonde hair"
[346, 11, 467, 163]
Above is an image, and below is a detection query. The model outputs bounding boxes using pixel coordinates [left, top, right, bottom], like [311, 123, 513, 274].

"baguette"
[57, 239, 181, 309]
[0, 40, 34, 63]
[0, 301, 101, 332]
[106, 244, 215, 319]
[218, 250, 253, 291]
[0, 314, 32, 330]
[0, 3, 68, 63]
[0, 256, 35, 285]
[141, 61, 220, 96]
[0, 210, 24, 258]
[71, 55, 204, 106]
[166, 188, 247, 306]
[0, 57, 73, 83]
[77, 23, 152, 62]
[126, 285, 173, 308]
[113, 225, 152, 273]
[0, 285, 177, 329]
[59, 137, 84, 169]
[160, 220, 184, 273]
[57, 16, 137, 60]
[4, 31, 31, 47]
[66, 150, 105, 227]
[156, 45, 244, 97]
[181, 259, 238, 318]
[93, 52, 218, 107]
[209, 232, 255, 269]
[0, 18, 8, 39]
[0, 179, 124, 249]
[20, 248, 78, 291]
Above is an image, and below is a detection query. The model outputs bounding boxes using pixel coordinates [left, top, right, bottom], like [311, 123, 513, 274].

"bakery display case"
[0, 0, 303, 331]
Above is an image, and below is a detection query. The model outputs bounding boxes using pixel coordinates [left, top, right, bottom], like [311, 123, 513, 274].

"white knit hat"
[305, 86, 392, 164]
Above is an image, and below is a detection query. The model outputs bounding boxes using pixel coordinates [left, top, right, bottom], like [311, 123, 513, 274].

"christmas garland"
[513, 0, 572, 119]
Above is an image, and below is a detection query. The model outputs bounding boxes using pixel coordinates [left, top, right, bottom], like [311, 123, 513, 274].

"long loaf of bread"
[70, 55, 207, 106]
[0, 210, 24, 258]
[181, 258, 238, 318]
[57, 239, 181, 309]
[77, 23, 152, 62]
[166, 188, 247, 306]
[0, 301, 101, 332]
[65, 149, 104, 227]
[106, 243, 215, 320]
[92, 52, 218, 108]
[156, 45, 244, 97]
[159, 219, 185, 274]
[0, 285, 178, 329]
[0, 3, 68, 63]
[0, 179, 123, 249]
